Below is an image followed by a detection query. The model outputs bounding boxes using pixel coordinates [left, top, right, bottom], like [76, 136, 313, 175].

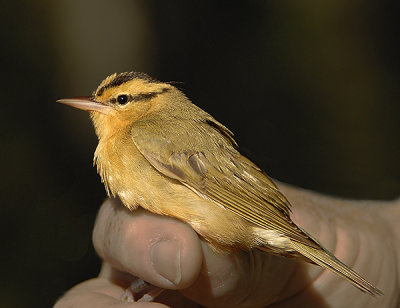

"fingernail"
[151, 240, 181, 285]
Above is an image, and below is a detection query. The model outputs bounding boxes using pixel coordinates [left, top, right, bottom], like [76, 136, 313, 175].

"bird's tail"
[290, 240, 382, 296]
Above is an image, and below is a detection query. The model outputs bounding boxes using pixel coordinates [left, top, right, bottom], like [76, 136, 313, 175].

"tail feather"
[290, 240, 382, 296]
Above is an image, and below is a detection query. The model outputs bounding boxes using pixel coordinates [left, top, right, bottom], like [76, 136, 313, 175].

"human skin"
[54, 182, 399, 307]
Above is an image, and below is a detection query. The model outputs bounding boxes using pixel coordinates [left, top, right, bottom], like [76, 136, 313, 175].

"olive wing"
[130, 116, 316, 246]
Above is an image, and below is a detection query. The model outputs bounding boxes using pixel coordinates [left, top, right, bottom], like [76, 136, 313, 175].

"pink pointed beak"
[57, 96, 112, 114]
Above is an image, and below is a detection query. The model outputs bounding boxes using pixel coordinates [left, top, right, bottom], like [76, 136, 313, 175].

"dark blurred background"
[1, 1, 399, 307]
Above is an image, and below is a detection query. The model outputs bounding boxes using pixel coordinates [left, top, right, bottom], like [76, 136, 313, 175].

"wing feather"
[131, 115, 317, 248]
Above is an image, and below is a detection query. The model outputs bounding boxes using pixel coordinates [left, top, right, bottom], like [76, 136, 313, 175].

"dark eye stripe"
[109, 95, 133, 105]
[131, 88, 170, 102]
[109, 88, 170, 105]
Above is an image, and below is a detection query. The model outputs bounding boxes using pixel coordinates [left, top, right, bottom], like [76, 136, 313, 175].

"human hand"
[54, 184, 399, 307]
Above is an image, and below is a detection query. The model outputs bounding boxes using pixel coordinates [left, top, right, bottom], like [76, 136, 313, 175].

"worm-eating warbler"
[58, 72, 381, 296]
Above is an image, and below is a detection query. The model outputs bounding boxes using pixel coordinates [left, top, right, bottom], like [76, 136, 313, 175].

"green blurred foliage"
[1, 1, 398, 307]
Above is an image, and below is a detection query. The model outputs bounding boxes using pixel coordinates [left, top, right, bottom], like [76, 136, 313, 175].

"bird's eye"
[117, 94, 129, 105]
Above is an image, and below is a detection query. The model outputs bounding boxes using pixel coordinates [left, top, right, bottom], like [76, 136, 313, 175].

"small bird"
[58, 71, 382, 296]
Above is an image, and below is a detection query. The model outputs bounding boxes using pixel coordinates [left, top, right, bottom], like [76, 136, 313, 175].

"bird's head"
[57, 72, 177, 139]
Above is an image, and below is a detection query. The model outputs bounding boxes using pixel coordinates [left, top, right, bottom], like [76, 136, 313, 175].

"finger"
[181, 242, 300, 308]
[93, 198, 203, 290]
[54, 278, 168, 308]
